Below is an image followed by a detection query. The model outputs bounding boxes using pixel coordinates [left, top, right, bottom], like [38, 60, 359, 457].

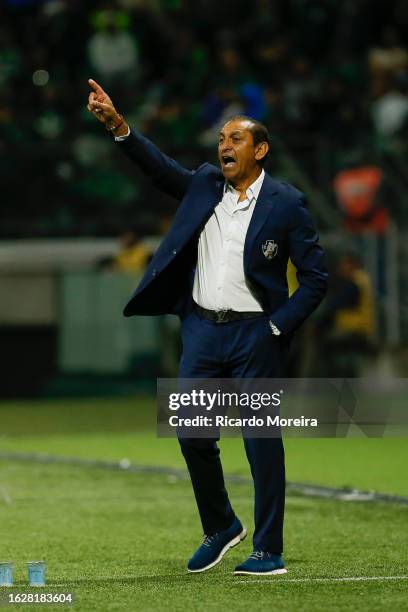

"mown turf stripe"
[52, 574, 407, 584]
[1, 451, 408, 506]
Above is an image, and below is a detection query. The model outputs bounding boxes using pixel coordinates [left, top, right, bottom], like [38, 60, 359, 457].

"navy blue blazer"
[118, 129, 328, 335]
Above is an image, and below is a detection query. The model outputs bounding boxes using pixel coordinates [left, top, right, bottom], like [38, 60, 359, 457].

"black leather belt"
[194, 303, 264, 324]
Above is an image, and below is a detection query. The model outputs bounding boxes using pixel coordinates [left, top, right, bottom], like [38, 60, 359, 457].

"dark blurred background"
[1, 0, 408, 397]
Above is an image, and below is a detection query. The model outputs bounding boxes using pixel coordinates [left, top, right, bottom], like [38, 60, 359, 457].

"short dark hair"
[225, 115, 270, 167]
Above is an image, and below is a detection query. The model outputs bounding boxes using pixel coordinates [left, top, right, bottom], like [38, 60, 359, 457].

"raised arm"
[87, 79, 193, 200]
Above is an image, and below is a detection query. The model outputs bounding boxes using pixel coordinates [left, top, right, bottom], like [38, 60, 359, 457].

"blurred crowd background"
[1, 0, 408, 396]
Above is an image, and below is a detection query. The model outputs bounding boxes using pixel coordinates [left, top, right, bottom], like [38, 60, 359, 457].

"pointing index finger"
[88, 79, 105, 96]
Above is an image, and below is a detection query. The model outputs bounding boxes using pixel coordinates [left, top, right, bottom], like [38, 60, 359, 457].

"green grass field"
[0, 397, 407, 611]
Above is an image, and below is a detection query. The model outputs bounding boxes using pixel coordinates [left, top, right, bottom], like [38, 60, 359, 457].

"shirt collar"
[224, 169, 265, 202]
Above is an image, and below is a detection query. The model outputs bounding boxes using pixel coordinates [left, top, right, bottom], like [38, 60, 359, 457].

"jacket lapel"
[172, 176, 224, 240]
[243, 173, 279, 272]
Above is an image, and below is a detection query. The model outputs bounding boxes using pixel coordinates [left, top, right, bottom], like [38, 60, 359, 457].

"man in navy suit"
[88, 78, 328, 576]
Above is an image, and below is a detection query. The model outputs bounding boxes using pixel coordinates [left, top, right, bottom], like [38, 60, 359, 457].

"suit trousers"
[178, 310, 289, 554]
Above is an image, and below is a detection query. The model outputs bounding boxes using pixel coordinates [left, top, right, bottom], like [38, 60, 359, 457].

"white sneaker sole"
[188, 527, 247, 573]
[234, 567, 288, 576]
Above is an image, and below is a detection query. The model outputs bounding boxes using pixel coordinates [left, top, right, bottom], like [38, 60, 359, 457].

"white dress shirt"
[115, 130, 281, 331]
[193, 170, 265, 312]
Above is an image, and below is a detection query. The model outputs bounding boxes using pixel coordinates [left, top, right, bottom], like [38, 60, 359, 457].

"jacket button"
[152, 269, 157, 276]
[172, 249, 177, 255]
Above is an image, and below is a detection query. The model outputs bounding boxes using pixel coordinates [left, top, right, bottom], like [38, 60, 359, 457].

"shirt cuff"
[114, 126, 130, 141]
[269, 321, 281, 336]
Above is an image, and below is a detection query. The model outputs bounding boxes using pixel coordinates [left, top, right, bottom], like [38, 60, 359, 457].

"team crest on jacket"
[262, 240, 278, 260]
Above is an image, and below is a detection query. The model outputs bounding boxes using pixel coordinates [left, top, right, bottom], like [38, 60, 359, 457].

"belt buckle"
[216, 309, 229, 323]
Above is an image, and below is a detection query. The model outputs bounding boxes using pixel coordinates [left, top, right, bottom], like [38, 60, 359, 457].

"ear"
[255, 141, 269, 163]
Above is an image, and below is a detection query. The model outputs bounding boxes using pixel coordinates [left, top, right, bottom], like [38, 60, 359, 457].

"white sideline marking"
[51, 575, 408, 588]
[0, 486, 12, 505]
[234, 575, 408, 584]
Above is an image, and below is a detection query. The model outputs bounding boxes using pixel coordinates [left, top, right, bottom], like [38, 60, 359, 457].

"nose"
[220, 145, 233, 154]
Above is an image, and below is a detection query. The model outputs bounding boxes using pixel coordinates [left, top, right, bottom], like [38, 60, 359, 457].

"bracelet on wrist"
[106, 114, 124, 132]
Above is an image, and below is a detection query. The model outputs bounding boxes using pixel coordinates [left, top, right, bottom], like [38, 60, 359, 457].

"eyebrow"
[219, 130, 245, 138]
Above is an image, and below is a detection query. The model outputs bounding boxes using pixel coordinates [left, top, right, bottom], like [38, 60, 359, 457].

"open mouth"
[222, 155, 237, 168]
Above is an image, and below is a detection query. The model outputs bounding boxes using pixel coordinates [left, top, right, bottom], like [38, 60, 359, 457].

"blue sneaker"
[234, 551, 287, 575]
[187, 517, 246, 573]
